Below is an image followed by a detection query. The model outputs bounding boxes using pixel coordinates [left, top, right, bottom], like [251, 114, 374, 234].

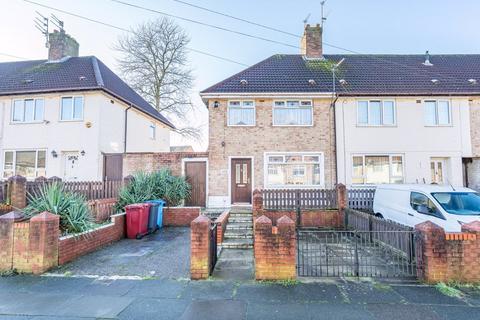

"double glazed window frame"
[263, 151, 325, 189]
[60, 96, 84, 121]
[272, 100, 313, 127]
[227, 100, 256, 126]
[149, 123, 156, 140]
[351, 154, 405, 185]
[3, 149, 47, 179]
[11, 98, 45, 124]
[356, 99, 396, 126]
[424, 100, 451, 126]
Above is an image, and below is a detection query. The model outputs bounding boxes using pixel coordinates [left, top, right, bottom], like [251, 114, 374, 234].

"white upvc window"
[12, 98, 44, 123]
[424, 100, 451, 126]
[352, 154, 404, 185]
[265, 152, 324, 188]
[357, 100, 396, 126]
[273, 100, 313, 126]
[61, 96, 84, 121]
[149, 123, 156, 139]
[227, 100, 255, 126]
[3, 150, 46, 179]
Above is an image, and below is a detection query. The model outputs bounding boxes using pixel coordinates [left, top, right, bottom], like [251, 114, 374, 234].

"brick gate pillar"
[190, 215, 211, 280]
[28, 212, 60, 274]
[8, 175, 27, 209]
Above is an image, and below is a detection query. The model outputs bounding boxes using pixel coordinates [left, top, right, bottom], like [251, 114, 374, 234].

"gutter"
[124, 105, 132, 153]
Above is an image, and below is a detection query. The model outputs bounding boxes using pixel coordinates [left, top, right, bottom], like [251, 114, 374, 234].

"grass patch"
[0, 269, 19, 277]
[436, 282, 463, 298]
[373, 282, 393, 292]
[259, 279, 299, 287]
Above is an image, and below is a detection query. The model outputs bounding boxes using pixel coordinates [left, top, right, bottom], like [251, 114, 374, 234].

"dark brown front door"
[231, 158, 252, 204]
[185, 161, 207, 207]
[103, 154, 123, 181]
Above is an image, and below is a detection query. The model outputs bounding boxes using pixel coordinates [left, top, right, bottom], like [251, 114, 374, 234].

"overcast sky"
[1, 0, 479, 150]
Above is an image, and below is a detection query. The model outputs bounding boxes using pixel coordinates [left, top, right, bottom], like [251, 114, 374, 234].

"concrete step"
[224, 230, 253, 239]
[230, 207, 253, 214]
[226, 222, 253, 231]
[228, 213, 253, 218]
[221, 238, 253, 249]
[228, 216, 253, 223]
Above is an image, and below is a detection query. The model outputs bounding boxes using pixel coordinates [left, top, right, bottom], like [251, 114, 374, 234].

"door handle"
[408, 213, 414, 216]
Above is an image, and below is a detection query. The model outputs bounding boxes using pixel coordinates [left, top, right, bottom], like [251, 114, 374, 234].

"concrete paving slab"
[430, 305, 480, 320]
[339, 281, 405, 304]
[0, 316, 32, 320]
[26, 277, 92, 295]
[366, 304, 441, 320]
[126, 279, 187, 299]
[179, 300, 246, 320]
[82, 278, 138, 296]
[117, 298, 189, 320]
[181, 281, 236, 300]
[0, 276, 46, 294]
[54, 295, 133, 318]
[392, 285, 467, 305]
[0, 293, 73, 317]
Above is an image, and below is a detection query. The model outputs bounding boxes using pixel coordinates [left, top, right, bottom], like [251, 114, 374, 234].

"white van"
[373, 184, 480, 232]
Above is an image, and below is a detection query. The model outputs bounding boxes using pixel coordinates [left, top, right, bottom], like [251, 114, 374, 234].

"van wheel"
[375, 213, 384, 219]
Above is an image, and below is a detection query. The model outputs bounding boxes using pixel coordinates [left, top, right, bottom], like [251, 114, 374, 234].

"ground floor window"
[352, 154, 403, 185]
[3, 150, 46, 179]
[265, 152, 324, 187]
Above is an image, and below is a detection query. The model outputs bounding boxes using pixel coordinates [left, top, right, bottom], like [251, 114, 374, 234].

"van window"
[432, 192, 480, 216]
[410, 192, 443, 218]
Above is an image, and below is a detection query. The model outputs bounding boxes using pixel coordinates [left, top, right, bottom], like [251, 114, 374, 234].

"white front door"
[430, 159, 446, 184]
[64, 152, 80, 180]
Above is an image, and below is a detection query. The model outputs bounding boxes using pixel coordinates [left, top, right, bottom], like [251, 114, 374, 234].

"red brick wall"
[215, 210, 230, 244]
[190, 215, 211, 280]
[254, 215, 296, 280]
[163, 207, 201, 227]
[58, 213, 125, 265]
[87, 198, 117, 223]
[416, 221, 480, 283]
[123, 152, 208, 177]
[0, 204, 13, 215]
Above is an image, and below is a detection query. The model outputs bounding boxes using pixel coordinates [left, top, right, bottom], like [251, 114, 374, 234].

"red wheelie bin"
[125, 203, 151, 239]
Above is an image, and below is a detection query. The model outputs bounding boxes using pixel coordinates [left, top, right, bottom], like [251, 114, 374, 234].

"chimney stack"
[301, 24, 323, 59]
[48, 30, 79, 61]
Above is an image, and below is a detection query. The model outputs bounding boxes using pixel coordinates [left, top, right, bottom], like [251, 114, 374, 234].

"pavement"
[1, 275, 480, 319]
[53, 227, 190, 279]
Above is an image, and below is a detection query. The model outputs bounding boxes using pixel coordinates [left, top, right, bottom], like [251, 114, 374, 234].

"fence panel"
[0, 181, 7, 203]
[263, 189, 337, 210]
[347, 188, 375, 212]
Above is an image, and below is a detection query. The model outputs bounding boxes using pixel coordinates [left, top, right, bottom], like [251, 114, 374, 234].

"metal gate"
[297, 229, 417, 278]
[209, 223, 218, 274]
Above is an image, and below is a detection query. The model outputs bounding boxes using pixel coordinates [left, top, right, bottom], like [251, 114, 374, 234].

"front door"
[431, 159, 446, 184]
[231, 158, 252, 204]
[64, 152, 80, 181]
[185, 161, 207, 207]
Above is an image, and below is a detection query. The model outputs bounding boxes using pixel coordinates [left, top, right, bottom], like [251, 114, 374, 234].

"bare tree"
[115, 18, 200, 140]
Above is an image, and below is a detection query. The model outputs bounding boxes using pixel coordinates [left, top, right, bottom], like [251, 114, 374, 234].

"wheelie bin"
[147, 199, 166, 228]
[125, 203, 151, 239]
[145, 201, 160, 233]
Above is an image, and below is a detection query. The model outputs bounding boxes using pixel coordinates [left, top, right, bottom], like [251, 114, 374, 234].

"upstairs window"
[12, 98, 44, 123]
[273, 100, 313, 126]
[61, 96, 84, 121]
[149, 123, 156, 139]
[357, 100, 395, 126]
[228, 101, 255, 126]
[425, 100, 451, 126]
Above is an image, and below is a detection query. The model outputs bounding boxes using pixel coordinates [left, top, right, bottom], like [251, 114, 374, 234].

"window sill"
[424, 124, 453, 127]
[227, 124, 256, 127]
[58, 119, 84, 123]
[356, 124, 397, 128]
[272, 124, 314, 127]
[10, 121, 45, 125]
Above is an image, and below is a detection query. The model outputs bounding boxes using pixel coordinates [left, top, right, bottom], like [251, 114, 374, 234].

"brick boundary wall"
[58, 213, 126, 265]
[190, 215, 212, 280]
[87, 198, 117, 223]
[163, 207, 201, 227]
[254, 215, 296, 280]
[123, 152, 209, 177]
[215, 210, 230, 244]
[415, 221, 480, 283]
[252, 184, 346, 228]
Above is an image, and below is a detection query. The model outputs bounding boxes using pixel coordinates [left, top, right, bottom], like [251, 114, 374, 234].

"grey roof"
[0, 56, 174, 128]
[201, 54, 480, 96]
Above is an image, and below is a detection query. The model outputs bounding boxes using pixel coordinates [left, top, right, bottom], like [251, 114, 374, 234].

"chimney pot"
[48, 30, 79, 61]
[301, 24, 323, 59]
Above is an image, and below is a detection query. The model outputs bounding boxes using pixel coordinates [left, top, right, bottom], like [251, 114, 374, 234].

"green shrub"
[115, 169, 190, 211]
[24, 183, 95, 235]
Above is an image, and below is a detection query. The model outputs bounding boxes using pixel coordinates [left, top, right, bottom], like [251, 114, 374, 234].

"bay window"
[3, 150, 46, 179]
[228, 101, 255, 126]
[424, 100, 451, 126]
[12, 98, 44, 123]
[61, 96, 84, 121]
[352, 155, 404, 184]
[273, 100, 313, 126]
[265, 153, 323, 187]
[357, 100, 395, 126]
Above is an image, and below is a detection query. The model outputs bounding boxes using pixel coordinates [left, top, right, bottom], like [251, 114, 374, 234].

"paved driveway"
[53, 227, 190, 279]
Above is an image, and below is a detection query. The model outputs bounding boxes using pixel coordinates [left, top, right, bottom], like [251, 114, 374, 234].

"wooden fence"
[0, 181, 7, 203]
[26, 180, 124, 202]
[262, 189, 338, 210]
[347, 188, 375, 212]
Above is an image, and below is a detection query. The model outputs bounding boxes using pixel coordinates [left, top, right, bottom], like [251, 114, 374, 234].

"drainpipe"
[331, 95, 339, 186]
[124, 105, 132, 153]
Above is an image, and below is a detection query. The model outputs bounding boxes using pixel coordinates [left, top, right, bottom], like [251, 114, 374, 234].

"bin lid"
[149, 199, 166, 205]
[126, 203, 151, 209]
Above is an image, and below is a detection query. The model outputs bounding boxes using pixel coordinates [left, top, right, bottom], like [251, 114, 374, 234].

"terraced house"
[0, 30, 173, 181]
[201, 24, 480, 208]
